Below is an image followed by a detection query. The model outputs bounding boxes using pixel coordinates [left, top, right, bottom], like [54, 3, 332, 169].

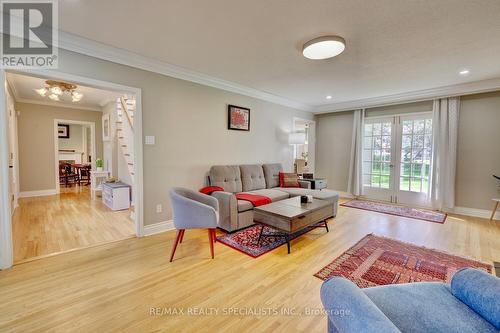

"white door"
[7, 103, 17, 212]
[362, 117, 395, 202]
[362, 113, 433, 207]
[395, 114, 433, 207]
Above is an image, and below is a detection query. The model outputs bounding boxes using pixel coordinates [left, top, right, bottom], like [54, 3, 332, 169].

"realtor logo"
[1, 0, 58, 68]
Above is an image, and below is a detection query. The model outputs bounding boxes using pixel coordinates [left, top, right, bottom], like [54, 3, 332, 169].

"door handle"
[389, 164, 394, 168]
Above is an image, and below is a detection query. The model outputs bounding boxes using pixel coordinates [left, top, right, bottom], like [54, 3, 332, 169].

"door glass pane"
[402, 121, 412, 134]
[399, 117, 433, 194]
[381, 163, 391, 175]
[414, 120, 425, 134]
[402, 135, 411, 149]
[410, 178, 422, 192]
[400, 177, 410, 191]
[364, 124, 373, 136]
[401, 163, 411, 177]
[380, 176, 390, 189]
[363, 120, 392, 189]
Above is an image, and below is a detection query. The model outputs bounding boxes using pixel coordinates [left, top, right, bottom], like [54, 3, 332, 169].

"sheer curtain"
[348, 109, 365, 196]
[430, 97, 460, 211]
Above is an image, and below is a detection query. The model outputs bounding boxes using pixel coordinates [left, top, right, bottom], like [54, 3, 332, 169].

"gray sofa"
[208, 163, 339, 232]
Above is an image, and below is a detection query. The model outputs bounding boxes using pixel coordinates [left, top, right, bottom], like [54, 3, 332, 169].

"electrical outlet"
[156, 204, 162, 213]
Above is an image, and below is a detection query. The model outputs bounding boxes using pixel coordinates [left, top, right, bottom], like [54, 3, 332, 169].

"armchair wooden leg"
[169, 229, 184, 262]
[179, 229, 185, 243]
[212, 228, 217, 243]
[208, 229, 215, 259]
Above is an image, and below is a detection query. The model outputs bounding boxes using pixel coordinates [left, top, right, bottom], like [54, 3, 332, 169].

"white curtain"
[430, 97, 460, 211]
[348, 109, 365, 196]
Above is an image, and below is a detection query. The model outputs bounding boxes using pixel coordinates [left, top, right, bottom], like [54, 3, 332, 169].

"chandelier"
[35, 80, 83, 102]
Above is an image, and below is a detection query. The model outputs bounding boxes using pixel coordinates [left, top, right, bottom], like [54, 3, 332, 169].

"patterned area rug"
[216, 224, 322, 258]
[341, 199, 447, 223]
[314, 234, 492, 287]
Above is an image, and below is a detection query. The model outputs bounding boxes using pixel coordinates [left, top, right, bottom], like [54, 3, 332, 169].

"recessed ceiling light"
[459, 69, 470, 75]
[303, 36, 346, 60]
[326, 95, 332, 100]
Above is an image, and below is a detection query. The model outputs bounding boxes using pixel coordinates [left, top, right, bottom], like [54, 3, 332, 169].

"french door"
[362, 113, 433, 207]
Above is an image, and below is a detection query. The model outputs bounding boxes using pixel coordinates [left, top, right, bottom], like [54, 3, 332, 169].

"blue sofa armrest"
[451, 268, 500, 329]
[320, 277, 401, 333]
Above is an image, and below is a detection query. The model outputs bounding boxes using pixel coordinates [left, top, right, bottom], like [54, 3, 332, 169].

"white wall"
[16, 102, 103, 192]
[315, 111, 354, 192]
[58, 124, 84, 152]
[315, 95, 500, 211]
[54, 49, 313, 224]
[456, 91, 500, 210]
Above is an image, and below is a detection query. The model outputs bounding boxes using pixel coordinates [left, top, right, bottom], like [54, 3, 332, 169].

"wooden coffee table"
[253, 196, 334, 254]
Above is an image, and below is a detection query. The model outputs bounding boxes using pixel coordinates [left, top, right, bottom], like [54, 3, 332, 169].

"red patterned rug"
[216, 224, 322, 258]
[341, 199, 447, 223]
[314, 234, 492, 287]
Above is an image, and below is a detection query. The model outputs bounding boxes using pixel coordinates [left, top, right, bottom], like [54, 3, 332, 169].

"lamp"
[35, 80, 83, 103]
[288, 132, 306, 145]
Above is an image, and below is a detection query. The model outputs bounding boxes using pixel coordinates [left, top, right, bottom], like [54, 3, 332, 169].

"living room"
[0, 1, 499, 333]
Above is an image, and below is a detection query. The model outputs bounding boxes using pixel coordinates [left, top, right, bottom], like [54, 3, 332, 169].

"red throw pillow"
[279, 172, 300, 188]
[199, 186, 224, 195]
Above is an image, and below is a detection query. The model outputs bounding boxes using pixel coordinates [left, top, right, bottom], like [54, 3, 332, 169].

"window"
[363, 120, 392, 189]
[399, 118, 432, 193]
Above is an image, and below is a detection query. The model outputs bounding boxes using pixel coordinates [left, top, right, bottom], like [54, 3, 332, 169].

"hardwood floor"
[12, 185, 135, 263]
[1, 199, 499, 332]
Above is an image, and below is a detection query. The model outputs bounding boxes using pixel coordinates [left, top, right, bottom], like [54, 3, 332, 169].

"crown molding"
[57, 31, 314, 112]
[314, 77, 500, 114]
[4, 25, 500, 114]
[15, 97, 102, 112]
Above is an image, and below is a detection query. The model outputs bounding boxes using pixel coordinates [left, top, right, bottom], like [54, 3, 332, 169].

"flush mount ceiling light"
[459, 69, 470, 75]
[326, 95, 333, 100]
[35, 80, 83, 102]
[302, 36, 346, 60]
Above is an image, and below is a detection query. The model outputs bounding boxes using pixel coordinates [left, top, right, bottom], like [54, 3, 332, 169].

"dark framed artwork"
[228, 105, 250, 131]
[58, 124, 70, 138]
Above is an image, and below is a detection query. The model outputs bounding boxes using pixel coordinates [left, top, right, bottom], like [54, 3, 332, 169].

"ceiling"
[57, 0, 500, 109]
[7, 72, 123, 111]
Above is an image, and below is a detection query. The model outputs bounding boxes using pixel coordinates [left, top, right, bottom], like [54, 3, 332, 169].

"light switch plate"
[145, 135, 155, 145]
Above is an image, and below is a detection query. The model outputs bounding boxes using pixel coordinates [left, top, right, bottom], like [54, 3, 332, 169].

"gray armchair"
[169, 187, 219, 262]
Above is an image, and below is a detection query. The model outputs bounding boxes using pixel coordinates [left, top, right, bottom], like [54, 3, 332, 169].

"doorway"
[362, 113, 433, 207]
[0, 69, 144, 268]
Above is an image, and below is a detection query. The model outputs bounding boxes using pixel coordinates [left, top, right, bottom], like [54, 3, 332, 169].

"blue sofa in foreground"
[320, 268, 500, 333]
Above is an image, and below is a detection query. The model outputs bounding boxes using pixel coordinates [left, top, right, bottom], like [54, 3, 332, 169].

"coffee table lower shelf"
[255, 220, 329, 254]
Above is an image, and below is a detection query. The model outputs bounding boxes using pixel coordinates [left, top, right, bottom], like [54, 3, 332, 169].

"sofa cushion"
[244, 188, 290, 201]
[363, 282, 498, 333]
[277, 188, 339, 201]
[240, 164, 266, 192]
[237, 200, 253, 213]
[237, 189, 289, 212]
[209, 165, 242, 193]
[262, 163, 282, 188]
[279, 172, 300, 188]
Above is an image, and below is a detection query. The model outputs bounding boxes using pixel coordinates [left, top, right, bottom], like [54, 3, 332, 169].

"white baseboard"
[451, 206, 500, 220]
[143, 220, 175, 236]
[19, 189, 57, 198]
[333, 190, 354, 199]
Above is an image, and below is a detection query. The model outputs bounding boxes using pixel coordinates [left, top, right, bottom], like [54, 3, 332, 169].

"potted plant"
[96, 158, 103, 172]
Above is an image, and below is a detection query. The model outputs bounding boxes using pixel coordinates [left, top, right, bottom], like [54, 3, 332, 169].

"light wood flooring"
[1, 199, 499, 332]
[12, 185, 135, 263]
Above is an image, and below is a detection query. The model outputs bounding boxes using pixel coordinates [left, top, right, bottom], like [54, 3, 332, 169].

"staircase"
[116, 95, 135, 181]
[115, 95, 135, 218]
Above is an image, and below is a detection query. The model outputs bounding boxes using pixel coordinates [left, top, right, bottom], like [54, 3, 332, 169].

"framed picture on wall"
[58, 124, 70, 138]
[102, 113, 111, 141]
[228, 105, 250, 131]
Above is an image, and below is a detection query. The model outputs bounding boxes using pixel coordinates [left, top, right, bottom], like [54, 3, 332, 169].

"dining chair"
[168, 187, 219, 262]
